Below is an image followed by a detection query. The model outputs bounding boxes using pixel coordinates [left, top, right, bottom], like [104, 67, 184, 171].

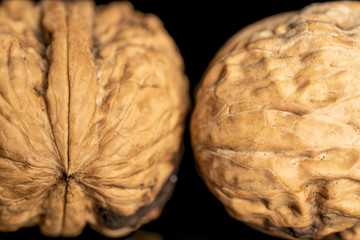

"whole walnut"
[191, 1, 360, 239]
[0, 0, 189, 237]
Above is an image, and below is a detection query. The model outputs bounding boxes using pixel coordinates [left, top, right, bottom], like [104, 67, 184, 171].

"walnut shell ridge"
[0, 0, 189, 237]
[191, 1, 360, 239]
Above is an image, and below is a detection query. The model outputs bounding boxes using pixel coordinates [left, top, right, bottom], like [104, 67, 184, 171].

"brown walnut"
[0, 0, 189, 237]
[191, 1, 360, 239]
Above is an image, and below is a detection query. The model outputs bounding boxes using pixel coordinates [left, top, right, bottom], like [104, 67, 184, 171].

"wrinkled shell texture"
[0, 0, 189, 237]
[191, 1, 360, 240]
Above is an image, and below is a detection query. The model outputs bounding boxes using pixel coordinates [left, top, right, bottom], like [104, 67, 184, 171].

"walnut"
[0, 0, 189, 237]
[191, 2, 360, 239]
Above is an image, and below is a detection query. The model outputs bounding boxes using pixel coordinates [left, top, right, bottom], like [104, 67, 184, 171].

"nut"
[191, 1, 360, 239]
[0, 0, 189, 237]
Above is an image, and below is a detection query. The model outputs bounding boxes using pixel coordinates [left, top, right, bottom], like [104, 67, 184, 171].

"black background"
[0, 1, 332, 240]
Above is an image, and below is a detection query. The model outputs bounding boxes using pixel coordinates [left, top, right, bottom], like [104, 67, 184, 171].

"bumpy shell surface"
[0, 0, 189, 237]
[191, 1, 360, 239]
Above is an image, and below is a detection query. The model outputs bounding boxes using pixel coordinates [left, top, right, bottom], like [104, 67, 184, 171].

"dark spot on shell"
[267, 213, 327, 239]
[269, 223, 317, 238]
[33, 87, 43, 97]
[95, 151, 181, 230]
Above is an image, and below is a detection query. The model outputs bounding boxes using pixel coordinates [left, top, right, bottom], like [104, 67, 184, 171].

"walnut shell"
[191, 1, 360, 239]
[0, 0, 189, 237]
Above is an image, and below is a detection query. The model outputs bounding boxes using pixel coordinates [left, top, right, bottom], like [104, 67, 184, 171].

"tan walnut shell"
[0, 0, 189, 237]
[191, 1, 360, 239]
